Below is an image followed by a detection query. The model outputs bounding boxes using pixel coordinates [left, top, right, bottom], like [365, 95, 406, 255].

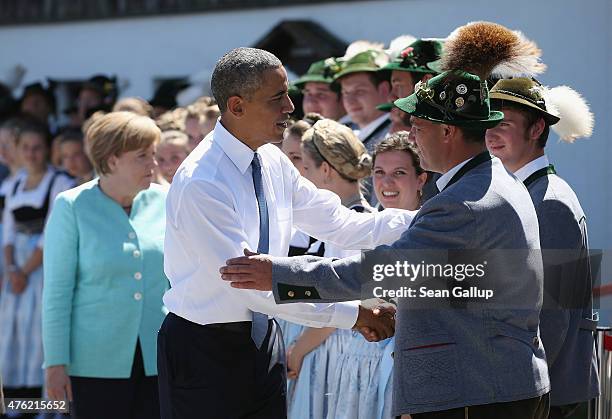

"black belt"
[205, 321, 254, 333]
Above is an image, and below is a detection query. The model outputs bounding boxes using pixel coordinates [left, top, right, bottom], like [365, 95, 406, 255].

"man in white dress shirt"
[158, 48, 412, 419]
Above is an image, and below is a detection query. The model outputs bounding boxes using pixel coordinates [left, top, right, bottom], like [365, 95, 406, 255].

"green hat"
[333, 50, 389, 81]
[381, 39, 444, 74]
[394, 70, 504, 128]
[489, 78, 560, 125]
[293, 57, 344, 89]
[376, 102, 393, 112]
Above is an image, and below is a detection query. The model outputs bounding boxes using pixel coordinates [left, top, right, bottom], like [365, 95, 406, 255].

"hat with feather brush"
[394, 21, 546, 129]
[490, 78, 594, 142]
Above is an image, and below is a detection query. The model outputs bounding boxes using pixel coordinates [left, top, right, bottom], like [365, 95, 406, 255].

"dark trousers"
[70, 341, 160, 419]
[157, 313, 286, 419]
[548, 403, 581, 419]
[410, 393, 549, 419]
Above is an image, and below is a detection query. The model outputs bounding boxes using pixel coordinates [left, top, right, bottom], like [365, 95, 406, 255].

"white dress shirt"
[435, 157, 472, 192]
[163, 121, 415, 329]
[514, 155, 550, 182]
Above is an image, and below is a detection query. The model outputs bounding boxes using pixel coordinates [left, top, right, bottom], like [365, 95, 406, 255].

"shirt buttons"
[133, 250, 141, 258]
[287, 291, 295, 298]
[128, 232, 136, 240]
[533, 336, 540, 347]
[305, 291, 312, 297]
[134, 272, 142, 280]
[134, 292, 142, 301]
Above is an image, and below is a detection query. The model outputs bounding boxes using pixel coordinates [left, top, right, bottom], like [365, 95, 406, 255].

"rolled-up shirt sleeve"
[290, 168, 416, 249]
[169, 180, 359, 329]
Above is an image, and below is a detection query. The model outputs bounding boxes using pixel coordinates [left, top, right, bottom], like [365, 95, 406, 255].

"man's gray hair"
[211, 47, 283, 113]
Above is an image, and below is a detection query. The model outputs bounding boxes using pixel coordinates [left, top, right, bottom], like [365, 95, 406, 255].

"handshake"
[220, 249, 396, 341]
[353, 304, 396, 342]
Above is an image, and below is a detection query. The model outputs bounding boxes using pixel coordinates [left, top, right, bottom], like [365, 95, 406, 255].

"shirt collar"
[213, 120, 256, 174]
[337, 114, 353, 126]
[435, 157, 473, 192]
[357, 113, 390, 141]
[514, 155, 549, 182]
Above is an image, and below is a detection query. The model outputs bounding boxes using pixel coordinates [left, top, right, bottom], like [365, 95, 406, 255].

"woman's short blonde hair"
[302, 119, 372, 182]
[86, 111, 160, 175]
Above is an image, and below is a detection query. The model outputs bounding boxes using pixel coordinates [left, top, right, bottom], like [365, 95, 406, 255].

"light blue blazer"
[42, 179, 169, 378]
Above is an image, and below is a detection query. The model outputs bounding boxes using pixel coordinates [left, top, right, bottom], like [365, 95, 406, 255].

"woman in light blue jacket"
[42, 112, 169, 419]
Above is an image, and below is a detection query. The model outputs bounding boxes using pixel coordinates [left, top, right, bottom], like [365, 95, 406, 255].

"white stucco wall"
[0, 0, 610, 254]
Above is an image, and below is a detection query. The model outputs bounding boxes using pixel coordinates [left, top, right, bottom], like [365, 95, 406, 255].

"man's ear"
[441, 123, 455, 144]
[528, 117, 546, 142]
[227, 96, 246, 117]
[377, 81, 391, 100]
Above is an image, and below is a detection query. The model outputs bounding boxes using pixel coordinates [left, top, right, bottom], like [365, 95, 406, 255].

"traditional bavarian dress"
[0, 167, 73, 388]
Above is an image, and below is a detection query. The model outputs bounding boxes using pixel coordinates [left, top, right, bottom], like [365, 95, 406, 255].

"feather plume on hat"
[441, 21, 546, 80]
[386, 34, 417, 58]
[342, 40, 385, 60]
[545, 86, 594, 142]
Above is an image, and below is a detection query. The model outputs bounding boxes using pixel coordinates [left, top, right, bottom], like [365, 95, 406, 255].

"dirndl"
[0, 232, 44, 388]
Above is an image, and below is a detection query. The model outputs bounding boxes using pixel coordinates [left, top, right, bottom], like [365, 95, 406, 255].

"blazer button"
[133, 250, 141, 258]
[533, 336, 540, 347]
[134, 292, 142, 301]
[128, 232, 136, 240]
[134, 272, 142, 280]
[287, 291, 295, 298]
[305, 291, 311, 297]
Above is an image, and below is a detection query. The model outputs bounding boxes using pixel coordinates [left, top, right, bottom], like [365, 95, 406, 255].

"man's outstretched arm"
[221, 250, 367, 303]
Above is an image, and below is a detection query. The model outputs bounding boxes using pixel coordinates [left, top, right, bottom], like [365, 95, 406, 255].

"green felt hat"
[489, 78, 560, 125]
[394, 70, 504, 128]
[381, 39, 444, 74]
[376, 102, 393, 111]
[293, 57, 344, 89]
[333, 50, 389, 81]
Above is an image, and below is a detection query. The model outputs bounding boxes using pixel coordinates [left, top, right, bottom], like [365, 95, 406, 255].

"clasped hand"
[354, 305, 396, 342]
[221, 249, 396, 342]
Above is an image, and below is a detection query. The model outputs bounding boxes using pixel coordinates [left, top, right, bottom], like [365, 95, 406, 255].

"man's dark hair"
[211, 48, 282, 114]
[367, 72, 391, 88]
[496, 101, 550, 148]
[458, 126, 488, 144]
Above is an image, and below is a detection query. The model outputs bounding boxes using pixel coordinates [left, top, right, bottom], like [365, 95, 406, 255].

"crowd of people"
[0, 19, 600, 419]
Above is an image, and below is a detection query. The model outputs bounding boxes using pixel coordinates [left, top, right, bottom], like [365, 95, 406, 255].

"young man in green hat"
[379, 38, 445, 202]
[333, 49, 392, 152]
[293, 57, 349, 123]
[486, 78, 598, 419]
[220, 21, 551, 419]
[379, 38, 444, 134]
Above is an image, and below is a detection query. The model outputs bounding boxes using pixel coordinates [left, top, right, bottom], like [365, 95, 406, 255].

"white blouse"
[3, 166, 74, 248]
